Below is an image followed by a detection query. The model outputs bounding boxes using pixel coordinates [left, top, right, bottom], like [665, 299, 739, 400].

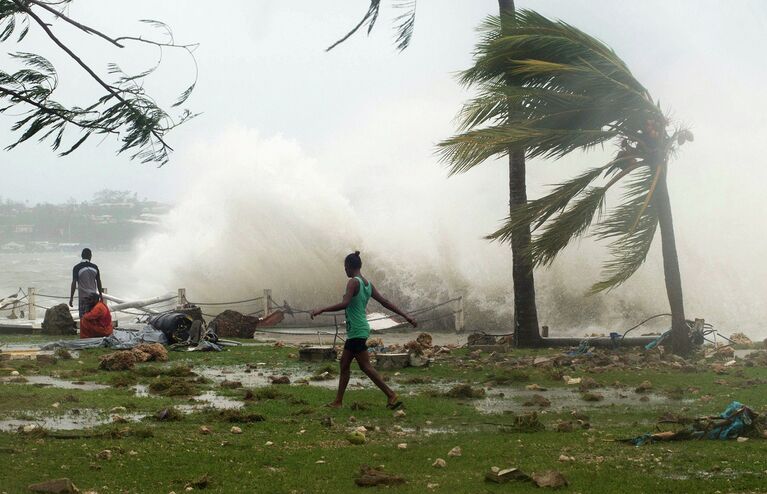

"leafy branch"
[0, 0, 197, 165]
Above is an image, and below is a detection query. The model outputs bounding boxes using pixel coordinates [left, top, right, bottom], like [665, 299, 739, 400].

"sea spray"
[129, 128, 761, 336]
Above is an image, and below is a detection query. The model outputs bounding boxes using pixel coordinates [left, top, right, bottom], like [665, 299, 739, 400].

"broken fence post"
[177, 288, 187, 308]
[263, 288, 272, 316]
[27, 287, 36, 321]
[454, 295, 465, 332]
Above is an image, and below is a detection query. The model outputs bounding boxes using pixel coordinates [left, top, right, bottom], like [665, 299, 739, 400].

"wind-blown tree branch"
[439, 10, 694, 355]
[326, 0, 417, 52]
[0, 0, 197, 165]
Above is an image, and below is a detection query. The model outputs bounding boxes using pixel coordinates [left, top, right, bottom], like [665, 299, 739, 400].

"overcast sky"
[1, 1, 766, 332]
[1, 0, 763, 204]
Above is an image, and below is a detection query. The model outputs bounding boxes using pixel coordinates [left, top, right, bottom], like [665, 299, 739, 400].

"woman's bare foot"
[386, 394, 402, 409]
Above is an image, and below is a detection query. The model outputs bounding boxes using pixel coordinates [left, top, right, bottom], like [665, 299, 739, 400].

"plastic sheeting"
[41, 327, 168, 351]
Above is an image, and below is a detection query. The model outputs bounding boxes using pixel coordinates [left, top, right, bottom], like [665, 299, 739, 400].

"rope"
[622, 313, 673, 338]
[35, 293, 70, 300]
[267, 295, 462, 319]
[189, 296, 264, 306]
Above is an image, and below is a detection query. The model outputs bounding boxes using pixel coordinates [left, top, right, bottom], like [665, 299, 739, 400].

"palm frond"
[487, 166, 608, 244]
[438, 124, 616, 174]
[591, 166, 660, 291]
[527, 185, 607, 266]
[326, 0, 381, 51]
[392, 0, 416, 51]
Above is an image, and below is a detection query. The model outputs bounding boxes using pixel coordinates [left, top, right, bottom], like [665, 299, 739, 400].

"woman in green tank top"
[311, 251, 417, 409]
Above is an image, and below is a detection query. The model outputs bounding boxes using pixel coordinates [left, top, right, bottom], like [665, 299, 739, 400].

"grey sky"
[1, 1, 763, 203]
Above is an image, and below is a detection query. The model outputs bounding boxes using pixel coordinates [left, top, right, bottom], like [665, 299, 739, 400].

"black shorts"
[344, 338, 368, 355]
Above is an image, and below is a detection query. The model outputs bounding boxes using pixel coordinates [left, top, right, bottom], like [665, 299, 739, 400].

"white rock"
[355, 426, 367, 434]
[397, 443, 408, 450]
[230, 426, 242, 434]
[265, 441, 274, 446]
[447, 446, 462, 457]
[432, 458, 446, 468]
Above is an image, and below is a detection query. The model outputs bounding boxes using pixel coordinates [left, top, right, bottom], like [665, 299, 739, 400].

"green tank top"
[345, 276, 372, 340]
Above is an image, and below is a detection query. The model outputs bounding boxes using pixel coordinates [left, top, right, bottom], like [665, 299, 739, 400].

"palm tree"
[329, 1, 544, 346]
[496, 0, 541, 347]
[438, 10, 694, 355]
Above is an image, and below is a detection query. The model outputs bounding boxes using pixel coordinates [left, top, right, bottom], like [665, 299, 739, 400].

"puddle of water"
[180, 391, 244, 411]
[195, 365, 368, 390]
[0, 409, 145, 432]
[0, 375, 109, 391]
[475, 387, 693, 414]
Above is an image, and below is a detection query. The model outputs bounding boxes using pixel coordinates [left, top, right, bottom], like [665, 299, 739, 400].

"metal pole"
[28, 287, 36, 320]
[333, 314, 339, 348]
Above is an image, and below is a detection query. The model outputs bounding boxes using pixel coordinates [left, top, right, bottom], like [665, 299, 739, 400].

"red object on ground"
[80, 300, 113, 338]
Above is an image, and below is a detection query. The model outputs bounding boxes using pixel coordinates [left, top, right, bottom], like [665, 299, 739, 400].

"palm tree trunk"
[654, 167, 690, 355]
[499, 0, 542, 347]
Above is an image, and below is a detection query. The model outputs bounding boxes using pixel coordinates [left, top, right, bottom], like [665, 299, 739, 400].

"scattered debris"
[27, 478, 79, 493]
[729, 333, 752, 345]
[347, 431, 366, 445]
[635, 381, 653, 393]
[220, 380, 243, 389]
[155, 407, 184, 421]
[98, 351, 137, 371]
[230, 426, 242, 434]
[523, 394, 551, 408]
[96, 449, 112, 460]
[497, 412, 545, 433]
[41, 305, 77, 335]
[133, 343, 168, 362]
[185, 474, 210, 490]
[199, 426, 212, 435]
[432, 458, 446, 468]
[485, 467, 531, 484]
[397, 443, 407, 450]
[354, 465, 405, 487]
[531, 470, 569, 488]
[269, 375, 290, 385]
[626, 401, 763, 445]
[467, 333, 497, 346]
[444, 384, 485, 399]
[555, 421, 574, 433]
[447, 446, 462, 457]
[207, 310, 260, 338]
[394, 410, 406, 419]
[581, 392, 604, 402]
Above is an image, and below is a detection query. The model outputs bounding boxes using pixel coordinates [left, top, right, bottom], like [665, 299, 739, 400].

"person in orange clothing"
[79, 293, 113, 338]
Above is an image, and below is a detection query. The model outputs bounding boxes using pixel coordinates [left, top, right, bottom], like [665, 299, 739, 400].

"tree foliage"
[0, 0, 197, 165]
[438, 10, 693, 292]
[327, 0, 417, 52]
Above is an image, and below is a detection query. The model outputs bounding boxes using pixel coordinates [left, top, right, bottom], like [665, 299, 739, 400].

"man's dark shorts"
[344, 338, 368, 355]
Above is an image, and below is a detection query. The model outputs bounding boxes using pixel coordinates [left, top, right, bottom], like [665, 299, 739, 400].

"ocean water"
[1, 251, 143, 303]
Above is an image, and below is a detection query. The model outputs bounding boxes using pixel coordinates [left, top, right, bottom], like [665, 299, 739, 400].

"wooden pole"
[177, 288, 186, 308]
[27, 287, 36, 320]
[263, 289, 271, 316]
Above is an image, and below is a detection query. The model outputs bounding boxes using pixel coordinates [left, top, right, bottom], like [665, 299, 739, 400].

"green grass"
[1, 335, 767, 493]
